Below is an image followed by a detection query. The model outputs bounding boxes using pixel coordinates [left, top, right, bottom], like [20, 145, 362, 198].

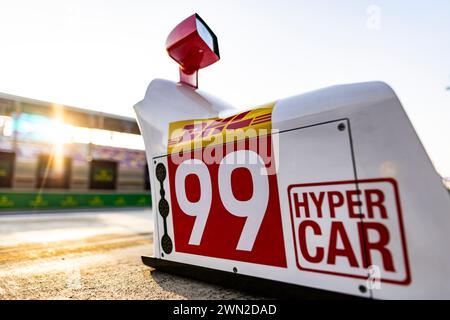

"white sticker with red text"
[288, 178, 411, 285]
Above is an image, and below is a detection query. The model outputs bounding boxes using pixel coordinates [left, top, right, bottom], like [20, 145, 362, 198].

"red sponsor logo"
[168, 110, 272, 146]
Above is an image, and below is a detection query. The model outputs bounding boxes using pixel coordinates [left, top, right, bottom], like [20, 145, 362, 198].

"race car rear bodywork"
[135, 79, 450, 299]
[134, 13, 450, 299]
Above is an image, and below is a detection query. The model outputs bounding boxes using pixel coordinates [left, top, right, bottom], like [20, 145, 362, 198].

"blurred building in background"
[0, 92, 151, 211]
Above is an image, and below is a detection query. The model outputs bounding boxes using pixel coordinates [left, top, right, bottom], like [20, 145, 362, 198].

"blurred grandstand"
[0, 92, 151, 211]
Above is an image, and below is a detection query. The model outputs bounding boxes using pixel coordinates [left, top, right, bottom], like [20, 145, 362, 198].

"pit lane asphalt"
[0, 209, 259, 299]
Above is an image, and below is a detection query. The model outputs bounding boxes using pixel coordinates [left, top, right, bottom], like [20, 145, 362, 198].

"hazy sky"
[0, 0, 449, 176]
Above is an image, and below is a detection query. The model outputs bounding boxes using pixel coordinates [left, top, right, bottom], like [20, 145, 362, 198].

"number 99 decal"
[167, 136, 287, 267]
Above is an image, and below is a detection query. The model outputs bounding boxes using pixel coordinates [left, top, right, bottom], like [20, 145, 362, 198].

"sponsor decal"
[288, 179, 410, 284]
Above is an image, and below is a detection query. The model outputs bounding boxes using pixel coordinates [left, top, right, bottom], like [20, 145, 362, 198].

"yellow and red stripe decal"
[168, 102, 275, 154]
